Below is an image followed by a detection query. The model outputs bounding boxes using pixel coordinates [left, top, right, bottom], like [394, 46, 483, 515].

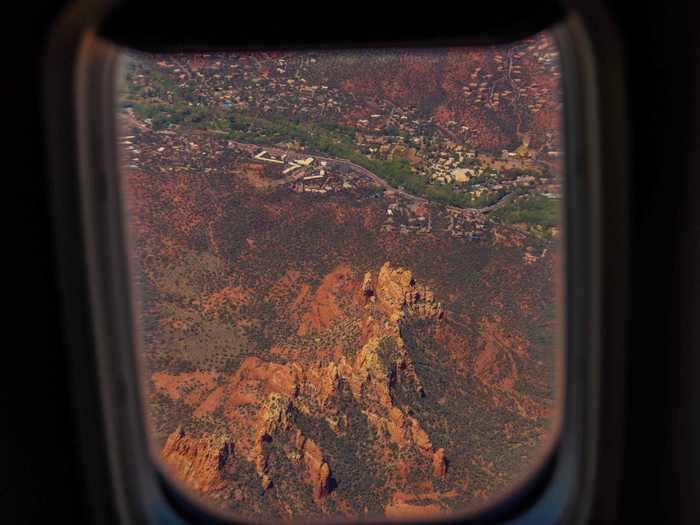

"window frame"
[45, 4, 622, 524]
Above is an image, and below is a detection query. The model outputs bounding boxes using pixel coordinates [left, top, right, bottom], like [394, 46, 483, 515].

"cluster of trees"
[129, 100, 212, 131]
[491, 194, 561, 227]
[424, 184, 502, 208]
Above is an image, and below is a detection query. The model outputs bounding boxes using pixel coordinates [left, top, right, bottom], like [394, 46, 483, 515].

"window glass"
[117, 32, 564, 522]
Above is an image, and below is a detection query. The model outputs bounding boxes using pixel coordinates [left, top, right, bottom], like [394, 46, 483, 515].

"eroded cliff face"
[161, 427, 234, 494]
[158, 262, 451, 514]
[432, 448, 448, 479]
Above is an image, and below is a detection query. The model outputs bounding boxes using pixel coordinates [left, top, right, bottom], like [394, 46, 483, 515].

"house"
[254, 150, 284, 164]
[283, 164, 301, 175]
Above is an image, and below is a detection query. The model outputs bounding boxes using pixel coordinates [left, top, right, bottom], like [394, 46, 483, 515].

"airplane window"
[116, 31, 565, 522]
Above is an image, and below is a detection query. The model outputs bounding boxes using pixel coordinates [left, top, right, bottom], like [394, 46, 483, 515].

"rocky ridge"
[158, 262, 449, 512]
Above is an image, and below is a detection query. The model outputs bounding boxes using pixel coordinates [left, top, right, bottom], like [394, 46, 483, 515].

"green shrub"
[491, 194, 561, 227]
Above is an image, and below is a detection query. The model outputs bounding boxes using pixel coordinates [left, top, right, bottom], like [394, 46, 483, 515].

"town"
[120, 122, 501, 242]
[121, 39, 563, 238]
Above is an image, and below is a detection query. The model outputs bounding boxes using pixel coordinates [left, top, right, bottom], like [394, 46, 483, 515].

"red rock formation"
[296, 432, 333, 501]
[159, 263, 449, 509]
[297, 265, 358, 336]
[376, 262, 443, 322]
[152, 371, 219, 408]
[432, 448, 448, 478]
[161, 427, 234, 494]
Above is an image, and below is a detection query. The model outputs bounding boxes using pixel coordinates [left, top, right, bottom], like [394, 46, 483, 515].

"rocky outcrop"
[161, 427, 234, 494]
[362, 271, 374, 298]
[432, 448, 448, 478]
[250, 393, 293, 491]
[350, 336, 394, 407]
[259, 392, 295, 436]
[159, 262, 447, 509]
[295, 430, 333, 501]
[374, 262, 443, 323]
[357, 262, 443, 401]
[297, 265, 357, 336]
[246, 393, 335, 500]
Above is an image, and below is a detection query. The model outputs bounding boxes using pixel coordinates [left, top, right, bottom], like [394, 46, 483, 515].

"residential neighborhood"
[122, 37, 563, 239]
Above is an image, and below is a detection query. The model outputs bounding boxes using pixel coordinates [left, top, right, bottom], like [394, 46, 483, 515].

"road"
[225, 138, 513, 215]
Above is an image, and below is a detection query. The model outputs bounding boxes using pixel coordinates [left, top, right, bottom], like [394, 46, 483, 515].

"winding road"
[225, 138, 513, 215]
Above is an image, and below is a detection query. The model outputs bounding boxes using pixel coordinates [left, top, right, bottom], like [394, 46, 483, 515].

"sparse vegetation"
[124, 47, 561, 522]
